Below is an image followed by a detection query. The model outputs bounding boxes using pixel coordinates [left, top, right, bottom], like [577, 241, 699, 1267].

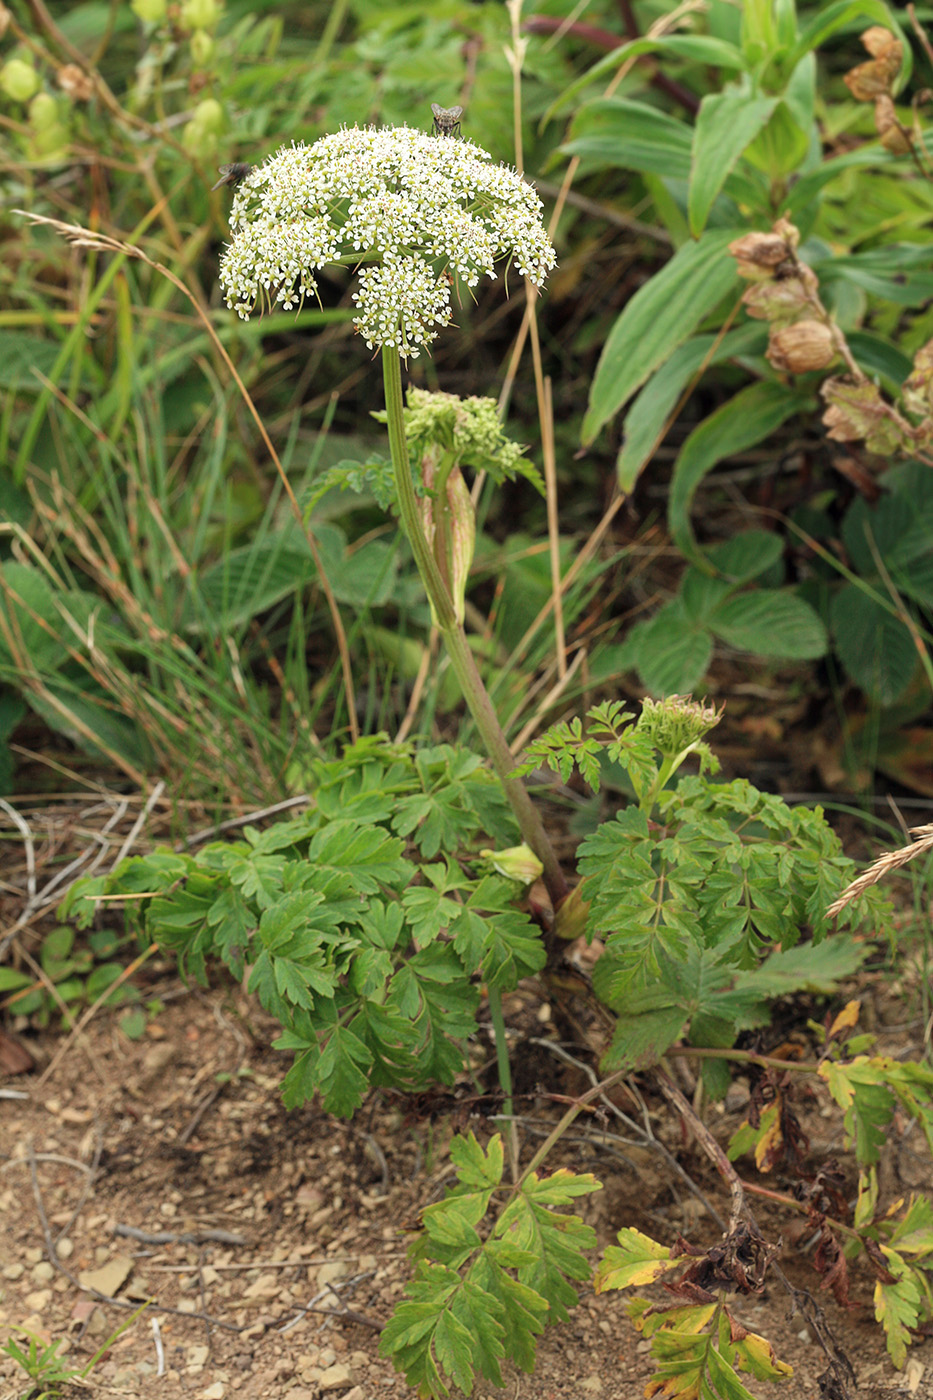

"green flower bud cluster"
[636, 695, 723, 766]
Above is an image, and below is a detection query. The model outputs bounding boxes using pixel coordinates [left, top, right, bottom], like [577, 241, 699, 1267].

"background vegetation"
[3, 1, 933, 1398]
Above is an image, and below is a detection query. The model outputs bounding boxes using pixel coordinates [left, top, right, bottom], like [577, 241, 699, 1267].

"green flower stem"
[487, 985, 519, 1177]
[382, 347, 568, 908]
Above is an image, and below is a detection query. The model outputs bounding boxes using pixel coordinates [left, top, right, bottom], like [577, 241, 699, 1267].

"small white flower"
[218, 125, 556, 358]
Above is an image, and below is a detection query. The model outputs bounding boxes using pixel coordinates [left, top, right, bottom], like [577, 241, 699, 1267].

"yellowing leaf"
[594, 1228, 677, 1292]
[828, 1000, 861, 1039]
[754, 1100, 784, 1173]
[731, 1328, 794, 1381]
[874, 1246, 923, 1368]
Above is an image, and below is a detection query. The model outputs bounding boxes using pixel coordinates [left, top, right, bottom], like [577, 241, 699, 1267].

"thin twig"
[113, 1224, 248, 1246]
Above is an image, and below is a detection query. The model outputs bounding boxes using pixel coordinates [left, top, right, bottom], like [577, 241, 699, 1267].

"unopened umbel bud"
[421, 455, 476, 626]
[480, 844, 544, 885]
[554, 883, 591, 942]
[768, 321, 836, 374]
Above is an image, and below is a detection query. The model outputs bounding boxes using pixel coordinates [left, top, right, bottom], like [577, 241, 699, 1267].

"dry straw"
[827, 823, 933, 917]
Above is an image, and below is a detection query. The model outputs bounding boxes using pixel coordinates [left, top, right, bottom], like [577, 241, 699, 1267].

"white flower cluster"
[218, 124, 556, 358]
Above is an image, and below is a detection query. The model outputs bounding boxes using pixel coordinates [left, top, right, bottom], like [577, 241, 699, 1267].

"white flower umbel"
[218, 124, 556, 359]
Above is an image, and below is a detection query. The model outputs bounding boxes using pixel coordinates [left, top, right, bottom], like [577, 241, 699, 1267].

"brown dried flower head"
[58, 64, 94, 102]
[728, 226, 798, 281]
[768, 321, 836, 374]
[843, 27, 902, 100]
[874, 94, 911, 153]
[821, 377, 907, 456]
[741, 268, 819, 325]
[901, 339, 933, 418]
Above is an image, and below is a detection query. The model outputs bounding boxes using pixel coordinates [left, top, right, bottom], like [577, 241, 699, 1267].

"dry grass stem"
[827, 823, 933, 918]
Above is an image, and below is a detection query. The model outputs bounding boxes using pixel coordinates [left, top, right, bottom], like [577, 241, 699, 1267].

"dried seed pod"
[901, 339, 933, 418]
[821, 377, 907, 455]
[728, 231, 793, 281]
[843, 27, 902, 100]
[742, 270, 818, 325]
[768, 321, 836, 373]
[58, 64, 94, 102]
[874, 95, 912, 153]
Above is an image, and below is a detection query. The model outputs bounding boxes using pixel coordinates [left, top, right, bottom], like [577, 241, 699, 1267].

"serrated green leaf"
[874, 1246, 922, 1368]
[709, 589, 827, 659]
[830, 586, 918, 706]
[629, 601, 713, 696]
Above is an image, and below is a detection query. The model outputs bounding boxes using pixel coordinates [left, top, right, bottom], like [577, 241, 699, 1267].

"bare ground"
[2, 971, 931, 1400]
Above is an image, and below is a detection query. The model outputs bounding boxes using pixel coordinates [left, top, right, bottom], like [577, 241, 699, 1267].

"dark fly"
[211, 162, 253, 192]
[431, 103, 463, 138]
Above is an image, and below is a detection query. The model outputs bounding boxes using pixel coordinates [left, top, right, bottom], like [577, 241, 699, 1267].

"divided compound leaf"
[873, 1246, 924, 1368]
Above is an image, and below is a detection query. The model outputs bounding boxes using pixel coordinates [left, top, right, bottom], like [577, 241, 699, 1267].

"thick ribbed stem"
[382, 348, 568, 907]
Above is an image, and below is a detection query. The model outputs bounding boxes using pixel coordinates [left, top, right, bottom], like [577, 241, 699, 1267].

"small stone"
[187, 1345, 210, 1370]
[56, 1238, 74, 1260]
[25, 1289, 52, 1311]
[32, 1261, 55, 1282]
[24, 1248, 42, 1264]
[316, 1262, 348, 1291]
[342, 1389, 366, 1400]
[319, 1347, 338, 1366]
[581, 1377, 603, 1393]
[349, 1351, 369, 1369]
[202, 1383, 225, 1400]
[2, 1263, 24, 1280]
[319, 1363, 353, 1391]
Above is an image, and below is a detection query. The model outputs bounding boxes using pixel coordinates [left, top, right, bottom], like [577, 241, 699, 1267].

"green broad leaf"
[595, 1228, 676, 1292]
[689, 92, 777, 237]
[563, 97, 694, 180]
[0, 331, 66, 389]
[709, 589, 828, 660]
[0, 563, 69, 674]
[830, 586, 917, 706]
[669, 380, 809, 562]
[822, 245, 933, 306]
[706, 530, 784, 583]
[845, 332, 913, 391]
[617, 325, 768, 492]
[547, 34, 745, 121]
[874, 1247, 923, 1368]
[583, 228, 742, 446]
[629, 601, 713, 696]
[0, 967, 32, 992]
